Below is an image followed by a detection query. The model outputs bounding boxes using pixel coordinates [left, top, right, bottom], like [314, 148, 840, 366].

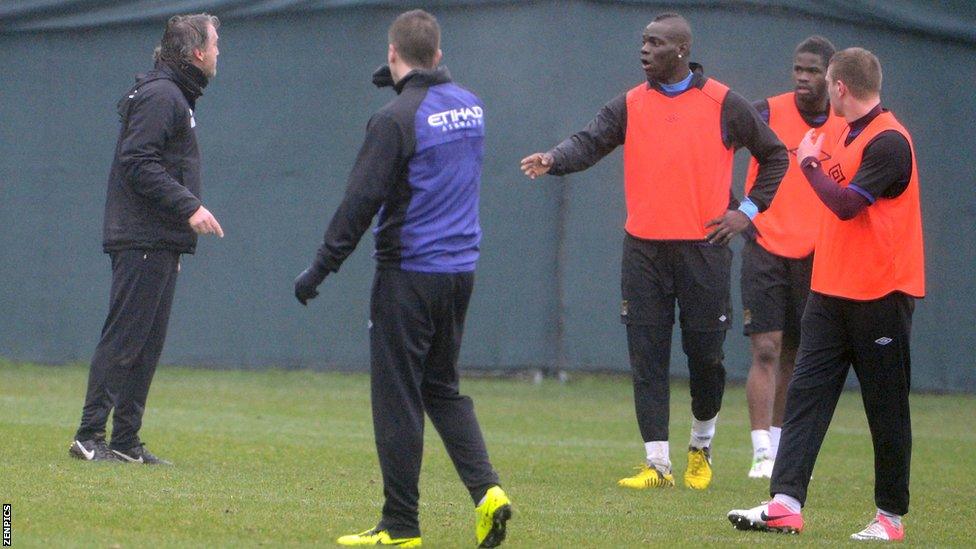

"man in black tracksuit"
[69, 14, 224, 465]
[294, 10, 511, 548]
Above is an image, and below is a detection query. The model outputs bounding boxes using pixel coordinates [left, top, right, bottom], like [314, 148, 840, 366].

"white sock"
[690, 415, 717, 449]
[769, 426, 782, 459]
[644, 441, 671, 473]
[772, 494, 802, 514]
[878, 508, 902, 527]
[751, 429, 771, 458]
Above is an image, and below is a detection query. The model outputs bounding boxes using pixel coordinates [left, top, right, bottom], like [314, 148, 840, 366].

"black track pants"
[75, 249, 179, 450]
[770, 291, 914, 515]
[621, 235, 731, 443]
[626, 326, 727, 442]
[370, 268, 499, 537]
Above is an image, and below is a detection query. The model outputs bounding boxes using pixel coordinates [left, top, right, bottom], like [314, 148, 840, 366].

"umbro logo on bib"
[875, 337, 893, 345]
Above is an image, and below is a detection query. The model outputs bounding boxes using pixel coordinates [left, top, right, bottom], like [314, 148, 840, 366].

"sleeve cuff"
[848, 184, 877, 204]
[178, 196, 203, 220]
[545, 149, 561, 174]
[800, 156, 820, 170]
[737, 198, 759, 221]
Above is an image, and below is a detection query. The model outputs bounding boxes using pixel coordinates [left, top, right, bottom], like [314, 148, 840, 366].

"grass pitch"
[1, 360, 974, 547]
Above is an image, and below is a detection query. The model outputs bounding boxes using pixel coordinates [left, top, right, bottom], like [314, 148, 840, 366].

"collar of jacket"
[646, 62, 705, 95]
[848, 103, 885, 133]
[393, 66, 453, 94]
[155, 60, 208, 107]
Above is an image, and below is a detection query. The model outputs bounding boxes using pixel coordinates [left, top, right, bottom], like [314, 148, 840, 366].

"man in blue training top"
[294, 10, 512, 548]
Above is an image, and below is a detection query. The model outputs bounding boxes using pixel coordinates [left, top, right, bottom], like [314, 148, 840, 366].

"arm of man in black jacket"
[520, 93, 626, 178]
[118, 88, 209, 224]
[725, 92, 788, 211]
[295, 112, 404, 305]
[705, 91, 789, 244]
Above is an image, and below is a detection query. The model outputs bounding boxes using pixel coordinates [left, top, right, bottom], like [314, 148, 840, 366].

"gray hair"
[153, 13, 219, 65]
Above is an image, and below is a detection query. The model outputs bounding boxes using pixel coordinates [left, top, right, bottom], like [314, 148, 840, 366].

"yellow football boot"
[475, 486, 512, 547]
[617, 464, 676, 489]
[684, 446, 713, 490]
[336, 528, 422, 547]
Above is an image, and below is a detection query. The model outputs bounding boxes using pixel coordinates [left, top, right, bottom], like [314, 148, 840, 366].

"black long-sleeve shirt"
[800, 104, 913, 220]
[547, 71, 788, 212]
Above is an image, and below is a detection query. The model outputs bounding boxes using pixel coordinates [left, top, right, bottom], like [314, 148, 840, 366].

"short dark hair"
[154, 13, 219, 65]
[795, 35, 836, 68]
[650, 12, 692, 44]
[653, 12, 683, 23]
[388, 10, 440, 68]
[828, 47, 883, 99]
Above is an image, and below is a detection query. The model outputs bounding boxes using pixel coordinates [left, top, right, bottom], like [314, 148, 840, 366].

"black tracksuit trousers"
[770, 291, 914, 515]
[620, 235, 731, 443]
[370, 268, 499, 538]
[75, 249, 179, 451]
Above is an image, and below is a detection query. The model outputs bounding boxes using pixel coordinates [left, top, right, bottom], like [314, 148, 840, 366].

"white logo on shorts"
[875, 337, 893, 345]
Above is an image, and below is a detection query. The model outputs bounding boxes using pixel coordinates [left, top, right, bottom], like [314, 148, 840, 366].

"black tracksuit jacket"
[102, 61, 207, 254]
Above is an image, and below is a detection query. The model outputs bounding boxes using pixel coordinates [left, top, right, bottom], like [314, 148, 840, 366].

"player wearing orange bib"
[740, 37, 847, 479]
[521, 13, 788, 491]
[729, 48, 923, 543]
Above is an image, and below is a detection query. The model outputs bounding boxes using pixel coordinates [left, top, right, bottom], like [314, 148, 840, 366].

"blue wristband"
[737, 198, 759, 221]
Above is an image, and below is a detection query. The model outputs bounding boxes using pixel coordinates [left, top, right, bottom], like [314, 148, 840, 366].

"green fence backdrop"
[1, 1, 973, 392]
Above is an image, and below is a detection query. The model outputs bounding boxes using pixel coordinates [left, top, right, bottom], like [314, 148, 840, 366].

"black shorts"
[740, 238, 812, 344]
[620, 234, 732, 331]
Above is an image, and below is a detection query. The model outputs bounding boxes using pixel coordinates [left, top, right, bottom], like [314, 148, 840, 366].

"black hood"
[393, 66, 452, 94]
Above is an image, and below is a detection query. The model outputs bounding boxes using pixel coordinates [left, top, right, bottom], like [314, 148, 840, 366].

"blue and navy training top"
[314, 67, 484, 273]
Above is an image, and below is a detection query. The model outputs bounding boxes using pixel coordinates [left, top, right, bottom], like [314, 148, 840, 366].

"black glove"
[294, 264, 328, 305]
[372, 64, 394, 88]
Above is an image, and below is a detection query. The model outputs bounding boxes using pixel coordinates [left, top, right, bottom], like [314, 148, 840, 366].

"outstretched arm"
[521, 93, 627, 178]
